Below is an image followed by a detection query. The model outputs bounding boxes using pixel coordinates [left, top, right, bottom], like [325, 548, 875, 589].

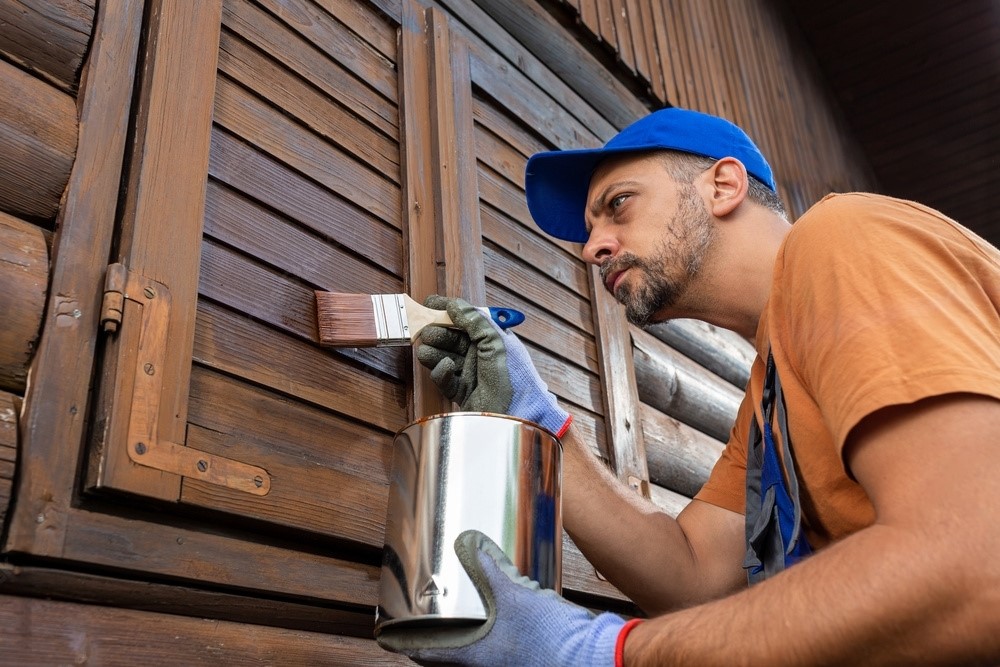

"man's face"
[582, 153, 715, 326]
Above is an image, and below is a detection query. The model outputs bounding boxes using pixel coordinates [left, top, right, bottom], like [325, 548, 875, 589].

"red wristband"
[555, 414, 573, 439]
[615, 618, 644, 667]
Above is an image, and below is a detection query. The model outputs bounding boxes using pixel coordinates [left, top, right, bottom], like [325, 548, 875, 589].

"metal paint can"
[374, 412, 562, 634]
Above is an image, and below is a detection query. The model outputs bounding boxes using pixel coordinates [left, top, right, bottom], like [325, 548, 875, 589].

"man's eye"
[610, 194, 629, 210]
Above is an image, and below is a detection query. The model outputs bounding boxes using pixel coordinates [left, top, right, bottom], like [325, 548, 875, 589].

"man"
[381, 108, 1000, 665]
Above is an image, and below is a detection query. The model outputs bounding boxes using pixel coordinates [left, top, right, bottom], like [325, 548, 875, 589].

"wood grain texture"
[0, 57, 77, 222]
[5, 0, 144, 558]
[645, 318, 755, 389]
[632, 327, 742, 442]
[0, 391, 17, 531]
[649, 483, 690, 518]
[641, 402, 725, 498]
[0, 595, 414, 666]
[0, 564, 375, 637]
[0, 0, 95, 92]
[0, 212, 48, 392]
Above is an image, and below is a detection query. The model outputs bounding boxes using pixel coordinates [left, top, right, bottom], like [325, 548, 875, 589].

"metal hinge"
[100, 262, 271, 496]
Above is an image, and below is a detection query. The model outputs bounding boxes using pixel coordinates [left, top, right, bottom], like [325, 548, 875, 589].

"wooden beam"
[645, 318, 755, 389]
[5, 0, 144, 558]
[0, 213, 48, 393]
[641, 402, 724, 498]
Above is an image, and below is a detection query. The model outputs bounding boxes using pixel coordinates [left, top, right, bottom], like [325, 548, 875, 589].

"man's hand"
[378, 530, 630, 667]
[417, 295, 571, 436]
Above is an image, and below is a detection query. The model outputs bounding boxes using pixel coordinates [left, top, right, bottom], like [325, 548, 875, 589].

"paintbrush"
[315, 291, 525, 347]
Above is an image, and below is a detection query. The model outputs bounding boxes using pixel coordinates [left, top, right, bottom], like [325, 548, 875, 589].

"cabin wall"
[0, 0, 877, 662]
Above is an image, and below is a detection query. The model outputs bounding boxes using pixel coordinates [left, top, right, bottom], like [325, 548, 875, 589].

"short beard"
[600, 187, 714, 326]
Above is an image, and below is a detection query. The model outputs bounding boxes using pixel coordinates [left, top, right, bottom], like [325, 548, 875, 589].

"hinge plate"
[105, 262, 271, 496]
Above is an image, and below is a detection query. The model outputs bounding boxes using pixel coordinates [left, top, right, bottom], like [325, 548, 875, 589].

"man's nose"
[581, 226, 619, 266]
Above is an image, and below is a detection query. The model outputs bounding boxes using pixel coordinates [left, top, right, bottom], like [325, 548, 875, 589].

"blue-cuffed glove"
[417, 296, 572, 436]
[378, 530, 627, 667]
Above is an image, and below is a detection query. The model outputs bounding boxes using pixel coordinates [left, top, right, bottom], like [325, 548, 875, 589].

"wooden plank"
[197, 236, 406, 380]
[0, 57, 77, 221]
[5, 0, 144, 558]
[254, 0, 397, 103]
[649, 0, 681, 103]
[641, 402, 725, 498]
[483, 244, 594, 335]
[0, 213, 48, 393]
[0, 564, 375, 637]
[578, 0, 599, 37]
[562, 533, 631, 603]
[0, 0, 95, 92]
[596, 0, 618, 49]
[431, 0, 617, 139]
[632, 327, 742, 442]
[471, 93, 547, 160]
[609, 0, 636, 73]
[638, 0, 665, 102]
[590, 266, 649, 495]
[566, 405, 609, 462]
[0, 391, 16, 530]
[311, 0, 398, 61]
[624, 0, 649, 79]
[192, 299, 407, 433]
[474, 119, 532, 189]
[213, 73, 401, 227]
[527, 341, 603, 415]
[427, 11, 486, 304]
[0, 595, 413, 665]
[466, 0, 647, 130]
[221, 0, 398, 139]
[398, 0, 451, 420]
[480, 203, 591, 299]
[94, 0, 222, 502]
[218, 28, 400, 183]
[485, 278, 599, 374]
[208, 128, 403, 263]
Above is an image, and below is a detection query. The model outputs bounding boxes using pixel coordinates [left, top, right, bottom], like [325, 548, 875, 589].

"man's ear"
[703, 157, 749, 217]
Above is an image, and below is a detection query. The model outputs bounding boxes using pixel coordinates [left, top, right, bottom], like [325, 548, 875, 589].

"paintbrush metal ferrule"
[371, 293, 410, 346]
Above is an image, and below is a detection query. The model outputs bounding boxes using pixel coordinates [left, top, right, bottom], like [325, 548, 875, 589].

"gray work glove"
[377, 530, 631, 666]
[417, 295, 571, 436]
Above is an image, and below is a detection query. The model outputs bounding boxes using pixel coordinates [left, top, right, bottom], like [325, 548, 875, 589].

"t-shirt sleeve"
[694, 392, 755, 514]
[774, 194, 1000, 456]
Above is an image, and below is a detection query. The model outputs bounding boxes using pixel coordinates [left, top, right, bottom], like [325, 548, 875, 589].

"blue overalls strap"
[743, 351, 812, 584]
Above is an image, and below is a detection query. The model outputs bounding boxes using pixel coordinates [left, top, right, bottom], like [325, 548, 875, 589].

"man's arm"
[561, 427, 747, 614]
[624, 393, 1000, 665]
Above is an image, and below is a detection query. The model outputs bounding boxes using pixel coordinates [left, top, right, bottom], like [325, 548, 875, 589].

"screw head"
[197, 459, 208, 472]
[143, 286, 156, 299]
[143, 363, 155, 375]
[134, 442, 147, 455]
[253, 475, 264, 488]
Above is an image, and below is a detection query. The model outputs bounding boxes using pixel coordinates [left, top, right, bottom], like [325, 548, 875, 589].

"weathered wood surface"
[0, 391, 17, 531]
[0, 563, 374, 637]
[632, 327, 742, 442]
[0, 594, 415, 666]
[0, 57, 76, 221]
[0, 0, 96, 92]
[0, 212, 48, 393]
[641, 402, 725, 498]
[5, 0, 144, 558]
[645, 319, 755, 389]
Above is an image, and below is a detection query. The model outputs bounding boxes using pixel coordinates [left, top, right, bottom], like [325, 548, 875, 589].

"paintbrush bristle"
[315, 292, 379, 347]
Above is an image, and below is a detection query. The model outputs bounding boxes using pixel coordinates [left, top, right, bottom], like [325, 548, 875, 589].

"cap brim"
[525, 148, 609, 244]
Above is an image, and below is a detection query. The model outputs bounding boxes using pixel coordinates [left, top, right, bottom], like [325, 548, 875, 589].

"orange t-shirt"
[695, 193, 1000, 548]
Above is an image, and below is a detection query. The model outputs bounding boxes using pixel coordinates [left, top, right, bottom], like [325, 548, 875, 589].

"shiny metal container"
[375, 412, 562, 633]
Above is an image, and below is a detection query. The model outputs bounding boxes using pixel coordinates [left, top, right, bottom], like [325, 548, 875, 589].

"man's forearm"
[560, 428, 743, 613]
[624, 521, 1000, 666]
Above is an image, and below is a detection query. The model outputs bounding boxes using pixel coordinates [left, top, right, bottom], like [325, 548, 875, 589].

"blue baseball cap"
[524, 107, 776, 243]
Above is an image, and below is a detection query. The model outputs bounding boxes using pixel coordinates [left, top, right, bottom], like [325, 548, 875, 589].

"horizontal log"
[0, 0, 96, 92]
[641, 402, 725, 498]
[649, 484, 691, 519]
[632, 327, 743, 442]
[0, 57, 77, 220]
[644, 319, 755, 389]
[0, 212, 48, 392]
[0, 391, 17, 531]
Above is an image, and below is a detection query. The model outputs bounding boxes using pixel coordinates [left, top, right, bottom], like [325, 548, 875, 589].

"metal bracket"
[103, 263, 271, 496]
